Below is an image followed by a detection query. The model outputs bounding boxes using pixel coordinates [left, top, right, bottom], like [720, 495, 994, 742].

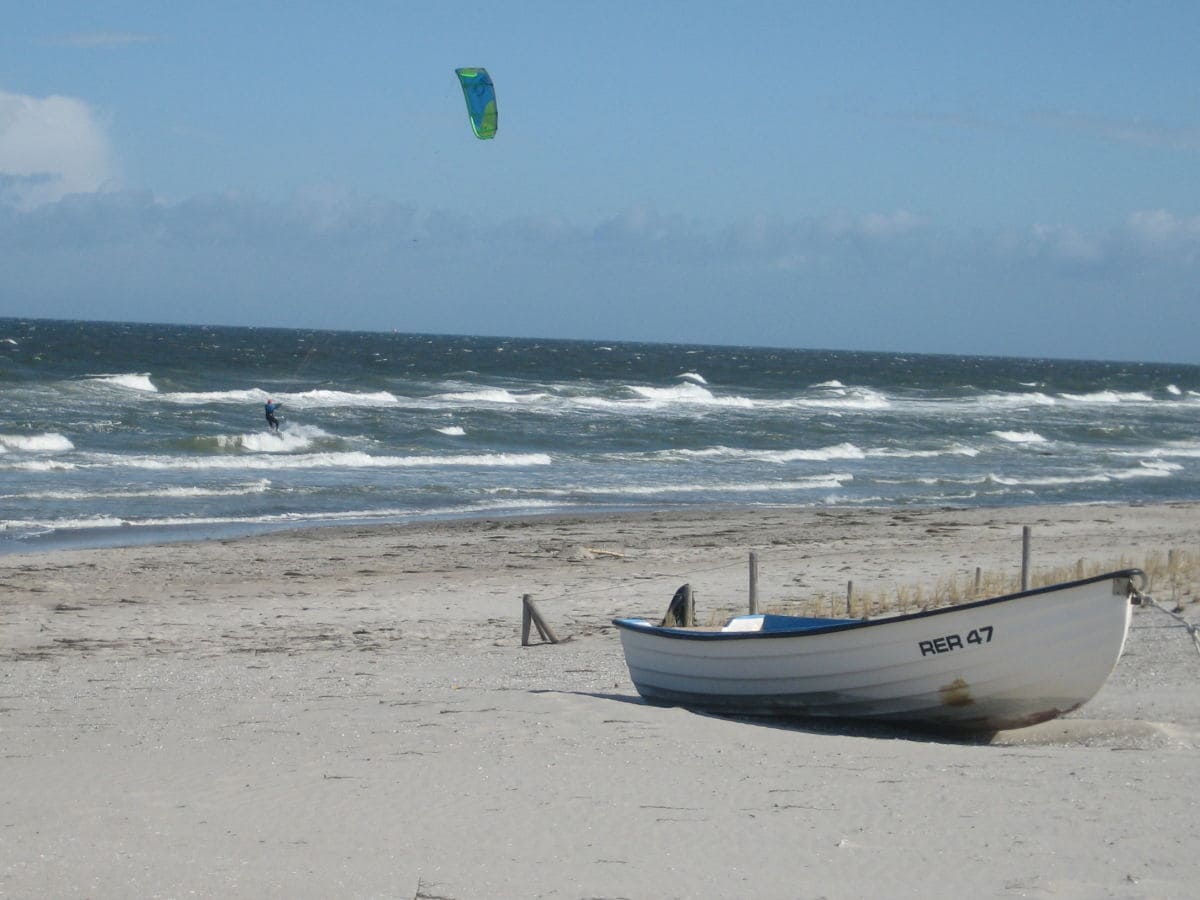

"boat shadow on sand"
[544, 690, 1197, 750]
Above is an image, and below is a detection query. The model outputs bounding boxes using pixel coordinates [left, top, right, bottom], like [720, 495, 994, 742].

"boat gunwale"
[612, 568, 1143, 641]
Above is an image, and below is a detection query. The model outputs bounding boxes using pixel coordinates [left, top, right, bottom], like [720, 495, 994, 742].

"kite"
[455, 68, 497, 140]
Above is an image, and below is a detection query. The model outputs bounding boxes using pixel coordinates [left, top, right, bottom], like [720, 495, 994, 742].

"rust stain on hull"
[939, 677, 974, 707]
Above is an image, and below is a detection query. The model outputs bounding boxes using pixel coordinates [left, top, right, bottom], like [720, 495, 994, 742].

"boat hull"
[614, 571, 1140, 731]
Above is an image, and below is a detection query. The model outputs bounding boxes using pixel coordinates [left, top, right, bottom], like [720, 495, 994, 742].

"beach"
[3, 502, 1199, 899]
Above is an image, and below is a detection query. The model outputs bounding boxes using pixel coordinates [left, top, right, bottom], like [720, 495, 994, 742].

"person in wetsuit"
[264, 399, 282, 432]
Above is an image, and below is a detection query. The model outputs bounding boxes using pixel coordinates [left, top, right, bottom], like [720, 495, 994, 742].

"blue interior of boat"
[614, 613, 864, 636]
[750, 614, 861, 632]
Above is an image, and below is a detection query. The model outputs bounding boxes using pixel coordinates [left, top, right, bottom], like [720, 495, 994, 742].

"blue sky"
[1, 2, 1197, 363]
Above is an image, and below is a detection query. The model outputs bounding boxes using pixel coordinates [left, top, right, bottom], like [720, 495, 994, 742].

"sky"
[1, 2, 1198, 363]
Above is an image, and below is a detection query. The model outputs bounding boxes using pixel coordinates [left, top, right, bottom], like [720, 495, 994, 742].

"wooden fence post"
[521, 594, 560, 645]
[1169, 548, 1180, 611]
[1021, 526, 1032, 591]
[748, 552, 759, 614]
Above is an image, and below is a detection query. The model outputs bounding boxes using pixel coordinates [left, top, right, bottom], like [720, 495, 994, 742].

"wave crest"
[0, 432, 75, 453]
[86, 373, 157, 392]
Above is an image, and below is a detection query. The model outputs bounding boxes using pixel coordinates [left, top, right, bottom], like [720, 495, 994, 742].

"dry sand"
[2, 503, 1199, 899]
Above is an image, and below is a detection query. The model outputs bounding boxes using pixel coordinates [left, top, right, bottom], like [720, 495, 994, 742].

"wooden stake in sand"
[748, 552, 759, 614]
[1021, 525, 1032, 591]
[521, 594, 560, 646]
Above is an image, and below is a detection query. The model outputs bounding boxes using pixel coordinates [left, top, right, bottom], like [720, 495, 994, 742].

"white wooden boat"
[613, 570, 1145, 731]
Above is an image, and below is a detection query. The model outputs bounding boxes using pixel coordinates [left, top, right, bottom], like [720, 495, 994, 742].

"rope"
[1136, 591, 1200, 659]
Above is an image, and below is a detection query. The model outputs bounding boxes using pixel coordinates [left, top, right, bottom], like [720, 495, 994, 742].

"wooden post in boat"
[521, 594, 560, 646]
[1021, 526, 1032, 591]
[974, 567, 982, 597]
[846, 581, 853, 617]
[748, 552, 759, 614]
[660, 584, 695, 627]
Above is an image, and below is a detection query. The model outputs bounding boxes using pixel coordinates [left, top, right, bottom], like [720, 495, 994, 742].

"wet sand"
[2, 503, 1199, 898]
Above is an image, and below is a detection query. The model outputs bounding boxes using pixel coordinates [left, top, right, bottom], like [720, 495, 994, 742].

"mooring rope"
[1136, 590, 1200, 659]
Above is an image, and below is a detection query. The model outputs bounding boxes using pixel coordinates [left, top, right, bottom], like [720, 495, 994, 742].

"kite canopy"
[455, 67, 497, 140]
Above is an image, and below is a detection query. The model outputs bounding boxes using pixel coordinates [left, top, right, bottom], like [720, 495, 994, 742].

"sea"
[2, 317, 1198, 555]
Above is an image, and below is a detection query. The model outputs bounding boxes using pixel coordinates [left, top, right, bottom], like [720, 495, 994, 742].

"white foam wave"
[510, 474, 854, 497]
[676, 372, 708, 384]
[991, 430, 1047, 444]
[657, 443, 866, 463]
[5, 459, 77, 471]
[793, 388, 890, 411]
[445, 383, 892, 415]
[205, 424, 331, 454]
[630, 381, 889, 413]
[967, 392, 1057, 410]
[1115, 460, 1183, 478]
[986, 461, 1177, 487]
[227, 430, 315, 453]
[1117, 441, 1200, 460]
[435, 426, 467, 436]
[5, 480, 272, 501]
[628, 383, 722, 404]
[1167, 384, 1182, 396]
[87, 373, 157, 392]
[289, 389, 400, 407]
[283, 423, 332, 438]
[822, 493, 896, 506]
[82, 451, 552, 472]
[867, 444, 980, 459]
[435, 389, 525, 404]
[162, 388, 264, 404]
[0, 433, 74, 452]
[1058, 390, 1154, 404]
[3, 516, 131, 532]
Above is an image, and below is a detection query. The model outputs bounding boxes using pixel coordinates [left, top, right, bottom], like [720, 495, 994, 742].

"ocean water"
[2, 317, 1199, 554]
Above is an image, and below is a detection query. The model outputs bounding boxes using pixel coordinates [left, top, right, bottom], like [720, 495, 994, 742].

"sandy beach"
[2, 502, 1199, 899]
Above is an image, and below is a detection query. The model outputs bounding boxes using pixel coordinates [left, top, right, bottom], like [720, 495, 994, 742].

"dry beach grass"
[2, 502, 1199, 898]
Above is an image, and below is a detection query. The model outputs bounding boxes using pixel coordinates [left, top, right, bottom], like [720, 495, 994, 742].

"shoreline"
[3, 500, 1198, 897]
[0, 501, 670, 558]
[5, 494, 1199, 560]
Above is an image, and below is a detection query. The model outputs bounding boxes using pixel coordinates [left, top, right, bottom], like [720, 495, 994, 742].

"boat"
[613, 569, 1146, 732]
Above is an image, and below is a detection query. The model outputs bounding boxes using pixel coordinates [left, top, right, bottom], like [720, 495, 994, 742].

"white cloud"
[819, 209, 927, 241]
[1028, 222, 1105, 264]
[853, 210, 927, 239]
[1001, 211, 1200, 269]
[1124, 209, 1200, 261]
[0, 89, 117, 209]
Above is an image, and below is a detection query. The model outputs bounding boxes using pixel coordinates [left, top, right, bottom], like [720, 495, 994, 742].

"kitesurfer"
[264, 399, 282, 432]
